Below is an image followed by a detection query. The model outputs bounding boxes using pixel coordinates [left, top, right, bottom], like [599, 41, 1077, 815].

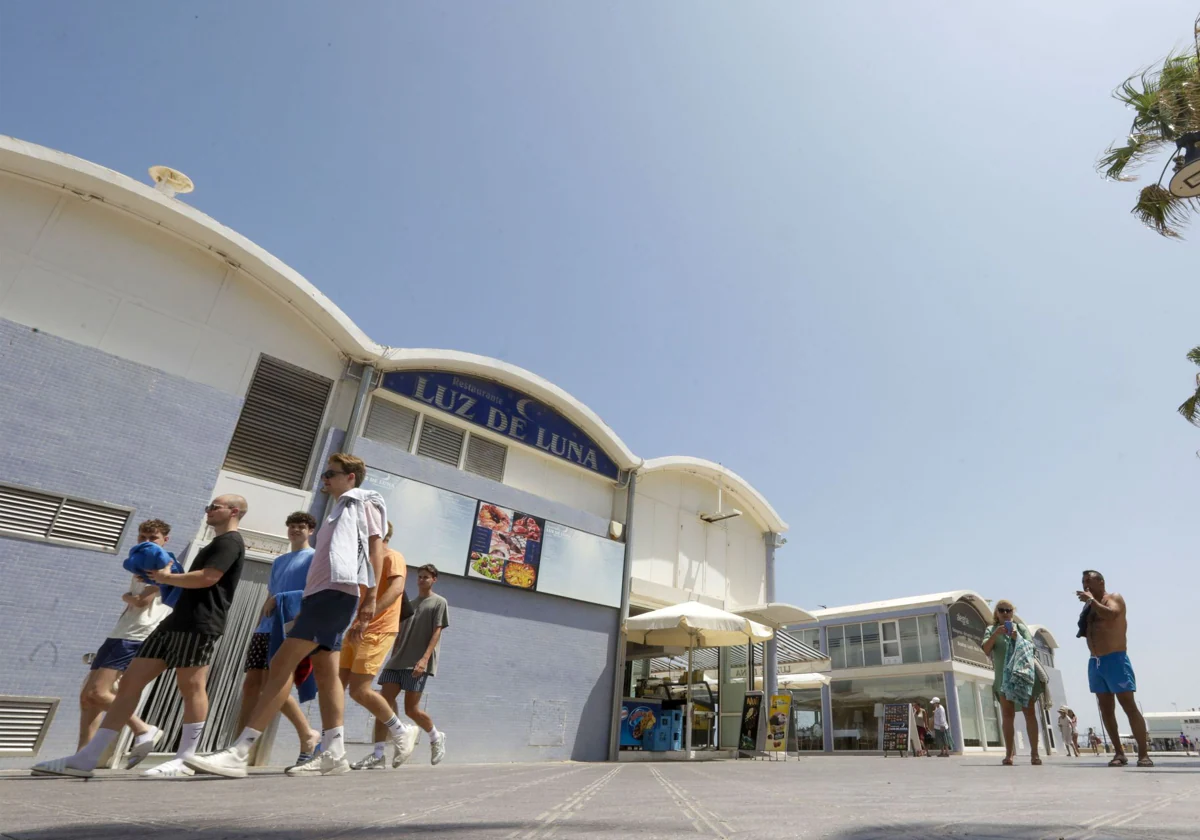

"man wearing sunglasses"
[189, 453, 388, 778]
[33, 496, 248, 778]
[1079, 570, 1152, 767]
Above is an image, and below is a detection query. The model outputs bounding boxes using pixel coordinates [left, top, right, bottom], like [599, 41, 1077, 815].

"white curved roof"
[1026, 624, 1060, 649]
[640, 456, 788, 533]
[811, 590, 992, 623]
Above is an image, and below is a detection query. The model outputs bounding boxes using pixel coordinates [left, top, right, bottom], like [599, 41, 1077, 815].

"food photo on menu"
[465, 502, 545, 591]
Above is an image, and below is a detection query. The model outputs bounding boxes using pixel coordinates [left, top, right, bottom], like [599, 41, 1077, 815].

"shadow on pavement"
[827, 825, 1195, 840]
[0, 822, 550, 839]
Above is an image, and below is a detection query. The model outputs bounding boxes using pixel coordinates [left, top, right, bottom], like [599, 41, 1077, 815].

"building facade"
[0, 136, 786, 767]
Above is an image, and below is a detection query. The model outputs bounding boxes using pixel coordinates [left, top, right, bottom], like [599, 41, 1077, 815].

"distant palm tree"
[1178, 347, 1200, 425]
[1097, 14, 1200, 237]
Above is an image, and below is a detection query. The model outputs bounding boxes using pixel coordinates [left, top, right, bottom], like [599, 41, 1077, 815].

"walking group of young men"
[33, 453, 450, 779]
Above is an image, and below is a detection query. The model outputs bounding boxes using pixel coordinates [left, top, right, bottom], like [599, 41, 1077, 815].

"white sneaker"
[31, 756, 93, 778]
[350, 752, 386, 771]
[126, 727, 164, 769]
[143, 757, 195, 777]
[430, 733, 446, 766]
[185, 748, 248, 778]
[392, 726, 420, 768]
[286, 750, 350, 777]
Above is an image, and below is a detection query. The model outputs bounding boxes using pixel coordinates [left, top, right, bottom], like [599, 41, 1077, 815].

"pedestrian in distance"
[1078, 570, 1152, 767]
[930, 697, 950, 757]
[75, 519, 175, 771]
[33, 497, 248, 778]
[981, 599, 1044, 766]
[345, 521, 419, 771]
[236, 511, 321, 767]
[1057, 707, 1077, 757]
[1068, 708, 1081, 756]
[377, 564, 450, 766]
[912, 701, 929, 757]
[187, 454, 389, 778]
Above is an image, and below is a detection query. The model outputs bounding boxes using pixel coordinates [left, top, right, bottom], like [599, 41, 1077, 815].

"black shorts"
[136, 628, 220, 670]
[243, 632, 271, 671]
[287, 590, 359, 652]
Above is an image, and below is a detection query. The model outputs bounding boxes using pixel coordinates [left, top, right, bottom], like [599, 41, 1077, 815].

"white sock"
[72, 728, 118, 770]
[429, 726, 441, 743]
[232, 727, 262, 759]
[383, 714, 405, 736]
[177, 722, 205, 760]
[323, 726, 345, 759]
[134, 726, 158, 746]
[373, 741, 385, 759]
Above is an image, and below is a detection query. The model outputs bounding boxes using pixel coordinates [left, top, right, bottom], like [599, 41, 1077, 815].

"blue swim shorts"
[1088, 651, 1137, 695]
[90, 637, 142, 672]
[287, 590, 359, 652]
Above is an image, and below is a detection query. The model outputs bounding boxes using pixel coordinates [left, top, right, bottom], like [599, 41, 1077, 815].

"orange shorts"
[338, 631, 397, 676]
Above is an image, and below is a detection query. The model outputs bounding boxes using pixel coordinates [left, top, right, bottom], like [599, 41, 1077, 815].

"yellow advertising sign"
[766, 694, 791, 751]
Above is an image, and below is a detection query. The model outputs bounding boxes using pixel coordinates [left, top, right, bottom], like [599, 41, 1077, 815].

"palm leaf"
[1178, 386, 1200, 425]
[1187, 346, 1200, 367]
[1097, 132, 1160, 180]
[1131, 184, 1191, 237]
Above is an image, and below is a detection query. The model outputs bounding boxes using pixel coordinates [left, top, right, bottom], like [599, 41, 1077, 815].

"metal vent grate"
[0, 483, 131, 553]
[363, 398, 419, 451]
[223, 355, 333, 488]
[463, 434, 507, 481]
[0, 695, 59, 756]
[415, 417, 465, 467]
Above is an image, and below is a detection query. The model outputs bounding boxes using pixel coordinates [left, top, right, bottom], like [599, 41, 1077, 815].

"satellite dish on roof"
[148, 165, 194, 198]
[1168, 134, 1200, 198]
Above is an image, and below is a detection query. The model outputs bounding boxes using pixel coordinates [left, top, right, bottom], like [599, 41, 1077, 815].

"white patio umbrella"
[625, 601, 774, 751]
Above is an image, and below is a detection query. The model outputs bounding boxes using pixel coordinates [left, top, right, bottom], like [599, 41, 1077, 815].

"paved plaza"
[2, 754, 1198, 839]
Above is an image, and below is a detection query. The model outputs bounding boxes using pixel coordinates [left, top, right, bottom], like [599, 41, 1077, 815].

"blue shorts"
[379, 668, 430, 693]
[287, 590, 359, 652]
[1089, 651, 1137, 694]
[91, 638, 142, 672]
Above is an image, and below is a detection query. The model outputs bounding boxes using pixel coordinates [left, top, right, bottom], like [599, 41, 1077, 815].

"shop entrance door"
[111, 555, 271, 763]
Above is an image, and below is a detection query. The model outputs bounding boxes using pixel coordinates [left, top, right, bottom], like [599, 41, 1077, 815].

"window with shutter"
[415, 417, 465, 467]
[0, 483, 132, 553]
[363, 398, 419, 451]
[222, 355, 333, 488]
[0, 695, 59, 757]
[463, 434, 507, 481]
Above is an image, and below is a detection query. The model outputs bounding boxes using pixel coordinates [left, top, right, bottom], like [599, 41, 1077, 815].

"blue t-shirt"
[255, 548, 315, 634]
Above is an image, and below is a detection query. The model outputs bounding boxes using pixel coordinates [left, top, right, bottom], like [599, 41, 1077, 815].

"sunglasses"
[997, 607, 1014, 614]
[321, 469, 349, 480]
[204, 503, 229, 513]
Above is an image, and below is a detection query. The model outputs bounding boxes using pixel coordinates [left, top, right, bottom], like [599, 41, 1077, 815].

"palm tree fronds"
[1187, 346, 1200, 367]
[1178, 390, 1200, 425]
[1097, 133, 1160, 180]
[1131, 184, 1190, 237]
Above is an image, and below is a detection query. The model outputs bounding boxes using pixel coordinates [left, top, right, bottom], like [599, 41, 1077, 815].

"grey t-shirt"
[386, 593, 449, 676]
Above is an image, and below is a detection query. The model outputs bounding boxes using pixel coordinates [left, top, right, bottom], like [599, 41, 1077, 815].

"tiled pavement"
[2, 754, 1197, 839]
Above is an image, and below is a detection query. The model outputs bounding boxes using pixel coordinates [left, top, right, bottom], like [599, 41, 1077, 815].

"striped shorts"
[136, 628, 220, 669]
[378, 668, 429, 693]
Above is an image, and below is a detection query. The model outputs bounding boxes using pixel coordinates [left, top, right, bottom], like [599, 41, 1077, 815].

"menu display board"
[362, 469, 476, 575]
[465, 501, 547, 592]
[537, 522, 624, 608]
[739, 691, 765, 753]
[766, 695, 791, 752]
[882, 703, 911, 755]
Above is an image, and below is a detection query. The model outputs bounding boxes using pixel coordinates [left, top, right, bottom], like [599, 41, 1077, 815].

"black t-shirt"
[158, 531, 245, 636]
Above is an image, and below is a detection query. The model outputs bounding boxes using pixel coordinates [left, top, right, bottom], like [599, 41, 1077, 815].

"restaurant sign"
[949, 601, 991, 668]
[381, 371, 619, 479]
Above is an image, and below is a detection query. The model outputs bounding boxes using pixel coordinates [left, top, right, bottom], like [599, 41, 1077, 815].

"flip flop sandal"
[1108, 756, 1128, 767]
[1031, 757, 1043, 765]
[1002, 757, 1014, 766]
[1136, 757, 1155, 768]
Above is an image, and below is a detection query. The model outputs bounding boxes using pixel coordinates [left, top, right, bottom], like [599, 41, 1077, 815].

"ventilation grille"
[464, 434, 507, 481]
[0, 483, 131, 552]
[363, 398, 419, 451]
[0, 695, 59, 756]
[223, 355, 333, 488]
[415, 417, 465, 466]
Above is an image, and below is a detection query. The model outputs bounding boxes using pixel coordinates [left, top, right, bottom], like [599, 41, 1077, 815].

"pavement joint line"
[1069, 792, 1186, 839]
[507, 765, 624, 840]
[650, 766, 733, 839]
[322, 762, 594, 838]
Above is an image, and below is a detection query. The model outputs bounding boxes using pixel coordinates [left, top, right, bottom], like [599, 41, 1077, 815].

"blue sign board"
[381, 371, 620, 479]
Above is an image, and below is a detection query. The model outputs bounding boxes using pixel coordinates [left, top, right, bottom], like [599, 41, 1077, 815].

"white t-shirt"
[304, 499, 385, 597]
[108, 575, 173, 642]
[933, 705, 948, 730]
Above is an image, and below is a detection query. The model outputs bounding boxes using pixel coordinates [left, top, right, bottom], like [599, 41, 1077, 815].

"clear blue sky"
[3, 1, 1198, 729]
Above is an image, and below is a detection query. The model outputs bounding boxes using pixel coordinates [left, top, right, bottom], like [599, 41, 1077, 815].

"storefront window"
[831, 674, 945, 751]
[980, 687, 1002, 747]
[844, 623, 864, 668]
[862, 622, 882, 667]
[918, 614, 941, 661]
[957, 680, 982, 747]
[787, 689, 823, 751]
[828, 625, 845, 669]
[718, 646, 748, 749]
[790, 628, 821, 650]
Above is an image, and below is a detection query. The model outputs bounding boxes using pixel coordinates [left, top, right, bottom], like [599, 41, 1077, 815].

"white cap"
[931, 697, 941, 704]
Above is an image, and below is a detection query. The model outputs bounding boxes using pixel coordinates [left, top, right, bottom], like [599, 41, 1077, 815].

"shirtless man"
[1078, 570, 1152, 767]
